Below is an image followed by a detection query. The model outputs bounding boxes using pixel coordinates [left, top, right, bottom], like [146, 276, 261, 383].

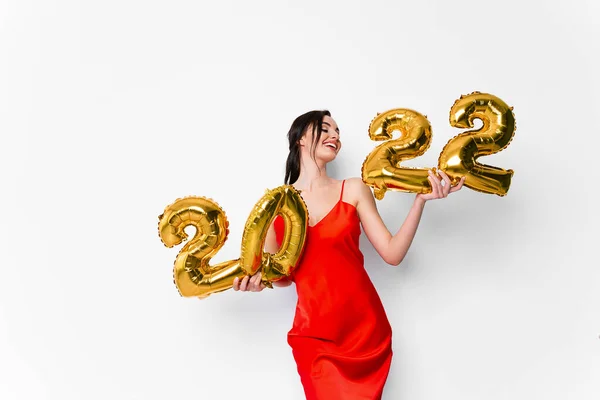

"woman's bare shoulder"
[342, 177, 372, 205]
[343, 177, 369, 191]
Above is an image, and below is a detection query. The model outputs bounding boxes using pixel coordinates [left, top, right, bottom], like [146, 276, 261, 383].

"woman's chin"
[316, 150, 338, 163]
[317, 154, 337, 164]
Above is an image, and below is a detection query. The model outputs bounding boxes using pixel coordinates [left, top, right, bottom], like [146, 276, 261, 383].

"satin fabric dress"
[274, 180, 393, 400]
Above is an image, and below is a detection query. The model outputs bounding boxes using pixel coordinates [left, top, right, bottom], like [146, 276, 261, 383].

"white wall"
[1, 0, 598, 399]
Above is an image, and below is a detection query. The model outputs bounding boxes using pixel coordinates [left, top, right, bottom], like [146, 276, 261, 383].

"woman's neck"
[294, 157, 334, 192]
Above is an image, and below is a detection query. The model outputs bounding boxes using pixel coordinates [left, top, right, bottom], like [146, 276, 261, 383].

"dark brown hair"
[284, 110, 331, 184]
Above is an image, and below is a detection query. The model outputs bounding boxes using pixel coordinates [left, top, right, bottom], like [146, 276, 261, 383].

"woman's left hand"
[416, 169, 465, 202]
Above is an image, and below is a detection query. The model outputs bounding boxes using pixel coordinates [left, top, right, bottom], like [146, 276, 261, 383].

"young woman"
[233, 110, 465, 399]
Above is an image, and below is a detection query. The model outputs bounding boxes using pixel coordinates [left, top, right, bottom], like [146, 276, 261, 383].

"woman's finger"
[233, 277, 240, 291]
[432, 170, 444, 196]
[251, 272, 262, 291]
[427, 172, 435, 197]
[428, 172, 440, 198]
[240, 275, 250, 291]
[439, 170, 452, 197]
[427, 176, 437, 198]
[249, 273, 258, 286]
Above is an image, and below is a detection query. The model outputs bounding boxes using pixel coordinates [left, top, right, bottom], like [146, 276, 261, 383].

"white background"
[1, 0, 599, 399]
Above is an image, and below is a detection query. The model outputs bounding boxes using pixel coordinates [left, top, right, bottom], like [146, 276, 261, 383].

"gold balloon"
[158, 185, 308, 298]
[158, 196, 244, 298]
[438, 92, 516, 196]
[240, 185, 308, 285]
[361, 109, 434, 199]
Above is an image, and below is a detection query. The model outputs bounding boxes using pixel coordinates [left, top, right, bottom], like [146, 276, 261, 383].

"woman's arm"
[351, 177, 424, 266]
[350, 170, 464, 266]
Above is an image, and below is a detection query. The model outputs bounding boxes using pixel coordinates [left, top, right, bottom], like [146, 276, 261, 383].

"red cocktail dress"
[274, 180, 393, 400]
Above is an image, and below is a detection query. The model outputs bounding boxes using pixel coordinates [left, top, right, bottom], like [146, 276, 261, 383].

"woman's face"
[299, 115, 342, 164]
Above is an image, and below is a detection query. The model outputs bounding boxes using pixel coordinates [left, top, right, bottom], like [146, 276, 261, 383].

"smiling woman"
[233, 110, 464, 399]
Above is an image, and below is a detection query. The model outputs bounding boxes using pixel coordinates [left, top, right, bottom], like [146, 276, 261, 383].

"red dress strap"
[339, 179, 346, 201]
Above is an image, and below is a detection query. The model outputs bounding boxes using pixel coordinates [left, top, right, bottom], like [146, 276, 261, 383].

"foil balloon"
[438, 92, 516, 196]
[158, 185, 308, 298]
[361, 109, 434, 199]
[240, 185, 308, 286]
[158, 196, 244, 298]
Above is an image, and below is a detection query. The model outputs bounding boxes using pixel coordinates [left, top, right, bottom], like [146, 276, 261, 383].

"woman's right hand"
[233, 272, 266, 292]
[234, 220, 294, 292]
